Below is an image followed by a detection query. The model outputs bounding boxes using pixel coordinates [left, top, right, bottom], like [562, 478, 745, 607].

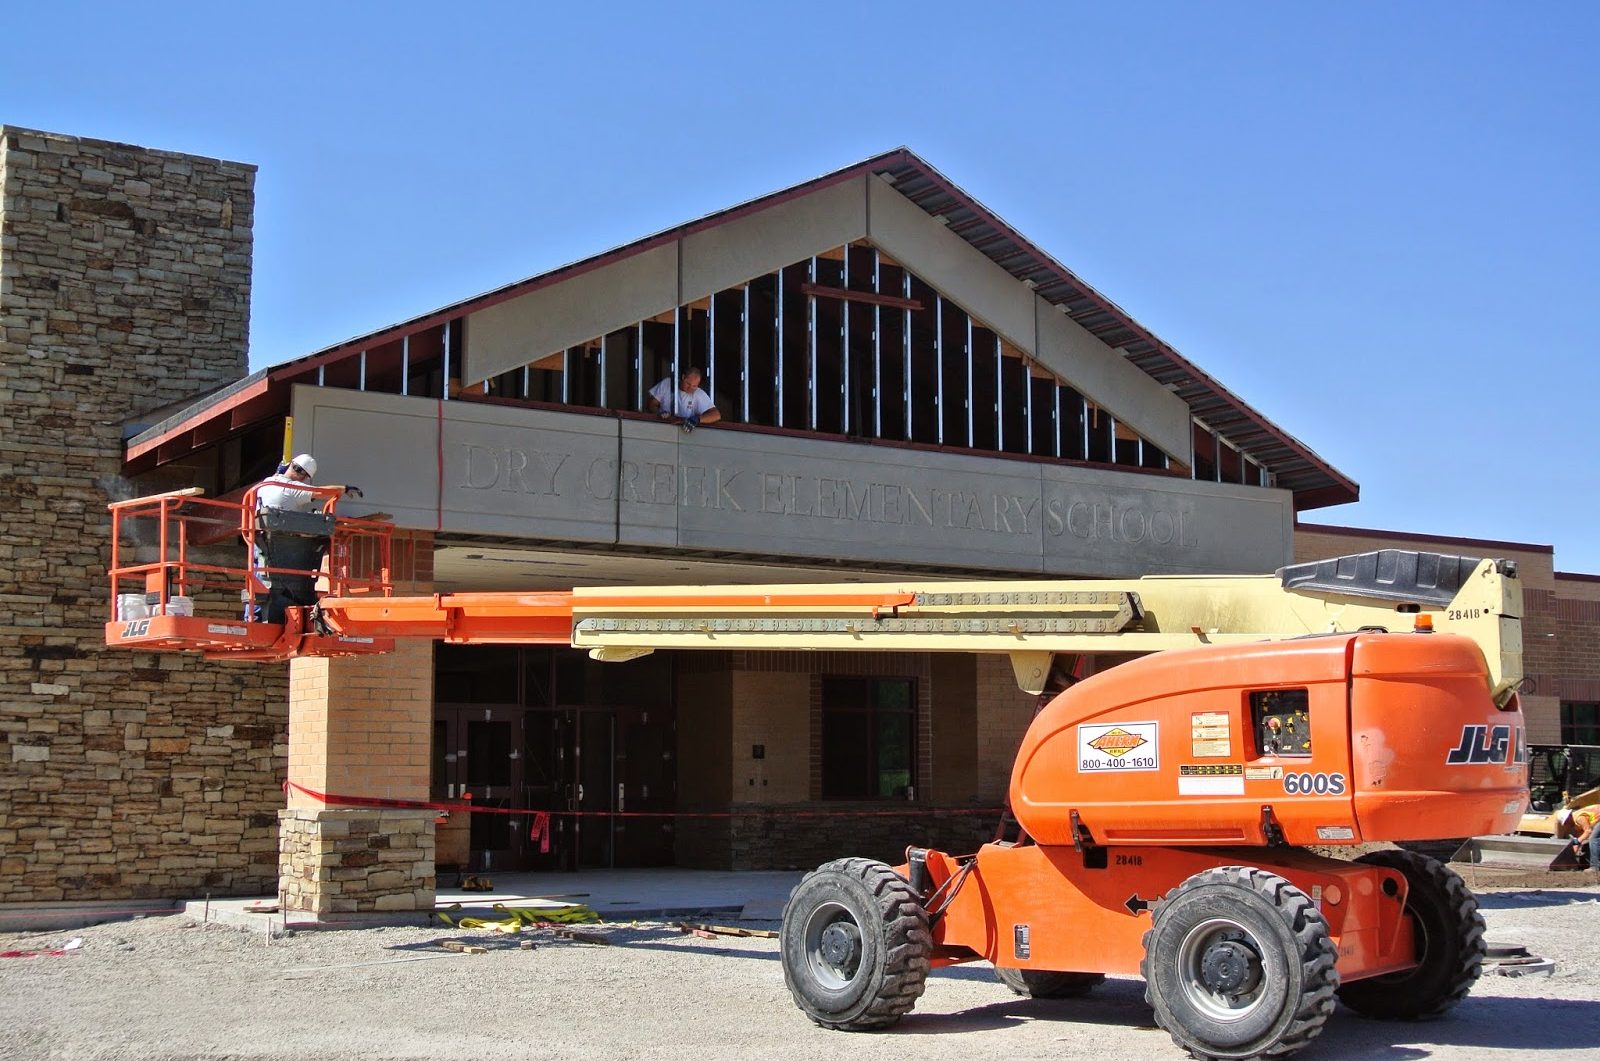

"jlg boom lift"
[107, 489, 1527, 1060]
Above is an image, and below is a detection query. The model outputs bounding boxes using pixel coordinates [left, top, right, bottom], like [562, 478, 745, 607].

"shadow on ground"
[884, 976, 1600, 1056]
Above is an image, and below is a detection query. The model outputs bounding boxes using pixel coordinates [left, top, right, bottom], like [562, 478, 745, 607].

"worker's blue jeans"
[1589, 831, 1600, 870]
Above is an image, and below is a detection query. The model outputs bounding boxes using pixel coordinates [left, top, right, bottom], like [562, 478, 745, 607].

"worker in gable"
[647, 365, 721, 433]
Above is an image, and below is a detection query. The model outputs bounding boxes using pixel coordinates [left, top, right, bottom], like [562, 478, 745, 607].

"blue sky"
[6, 3, 1597, 570]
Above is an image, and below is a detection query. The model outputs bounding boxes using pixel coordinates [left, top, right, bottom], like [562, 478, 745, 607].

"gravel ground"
[3, 874, 1597, 1061]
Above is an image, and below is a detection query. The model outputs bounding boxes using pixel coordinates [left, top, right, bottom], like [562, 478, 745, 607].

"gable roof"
[126, 148, 1356, 509]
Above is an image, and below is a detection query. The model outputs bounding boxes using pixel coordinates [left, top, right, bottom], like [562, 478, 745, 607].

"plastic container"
[157, 596, 194, 617]
[116, 594, 150, 621]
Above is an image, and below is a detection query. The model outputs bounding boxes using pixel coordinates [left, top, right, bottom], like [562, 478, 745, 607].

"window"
[821, 677, 916, 800]
[1251, 689, 1311, 757]
[1561, 702, 1600, 745]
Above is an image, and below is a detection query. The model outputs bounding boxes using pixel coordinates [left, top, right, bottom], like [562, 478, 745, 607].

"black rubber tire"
[780, 857, 932, 1030]
[1336, 849, 1485, 1020]
[1141, 866, 1338, 1061]
[995, 966, 1106, 998]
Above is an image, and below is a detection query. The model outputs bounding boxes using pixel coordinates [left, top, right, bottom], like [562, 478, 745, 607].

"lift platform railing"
[106, 487, 398, 658]
[236, 482, 394, 601]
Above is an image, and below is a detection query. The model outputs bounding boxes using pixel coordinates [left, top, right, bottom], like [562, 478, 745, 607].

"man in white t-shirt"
[256, 454, 320, 514]
[250, 454, 320, 604]
[647, 367, 721, 432]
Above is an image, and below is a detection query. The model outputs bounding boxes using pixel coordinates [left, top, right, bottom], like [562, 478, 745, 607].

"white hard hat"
[1555, 808, 1574, 825]
[290, 454, 317, 479]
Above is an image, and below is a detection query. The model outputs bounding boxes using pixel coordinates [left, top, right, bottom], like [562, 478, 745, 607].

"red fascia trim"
[124, 375, 272, 462]
[1555, 571, 1600, 584]
[1295, 521, 1555, 555]
[1292, 485, 1361, 512]
[906, 162, 1359, 505]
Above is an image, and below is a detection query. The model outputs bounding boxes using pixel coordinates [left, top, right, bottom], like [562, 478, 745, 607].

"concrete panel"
[290, 386, 441, 529]
[294, 388, 1289, 577]
[1035, 302, 1192, 463]
[1039, 463, 1293, 576]
[463, 242, 678, 383]
[867, 175, 1037, 351]
[610, 418, 682, 548]
[674, 430, 1047, 571]
[681, 176, 869, 304]
[438, 402, 629, 541]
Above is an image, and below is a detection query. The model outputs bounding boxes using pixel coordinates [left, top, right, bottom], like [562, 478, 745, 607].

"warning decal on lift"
[1190, 711, 1232, 757]
[1178, 763, 1244, 796]
[1078, 722, 1159, 773]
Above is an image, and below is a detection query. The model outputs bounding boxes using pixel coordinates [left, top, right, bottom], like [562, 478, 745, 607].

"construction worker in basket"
[250, 454, 319, 620]
[250, 454, 360, 622]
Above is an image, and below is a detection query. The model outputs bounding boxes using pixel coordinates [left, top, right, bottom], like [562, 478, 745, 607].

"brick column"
[279, 535, 437, 916]
[279, 639, 436, 914]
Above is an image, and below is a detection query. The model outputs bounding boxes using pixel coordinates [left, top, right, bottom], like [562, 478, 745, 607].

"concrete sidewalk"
[180, 868, 803, 935]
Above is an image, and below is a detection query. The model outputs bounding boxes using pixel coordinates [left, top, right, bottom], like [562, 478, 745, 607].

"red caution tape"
[284, 781, 1002, 822]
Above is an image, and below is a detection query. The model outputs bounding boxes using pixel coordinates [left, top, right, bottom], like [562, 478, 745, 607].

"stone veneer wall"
[0, 127, 283, 902]
[279, 808, 435, 915]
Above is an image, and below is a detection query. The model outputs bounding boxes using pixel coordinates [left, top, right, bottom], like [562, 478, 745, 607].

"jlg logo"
[1445, 724, 1512, 765]
[121, 619, 151, 637]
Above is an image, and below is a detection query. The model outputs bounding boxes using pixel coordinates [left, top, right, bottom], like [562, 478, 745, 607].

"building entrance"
[433, 646, 676, 871]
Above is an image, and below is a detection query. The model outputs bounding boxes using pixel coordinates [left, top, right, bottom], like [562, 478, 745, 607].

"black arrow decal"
[1124, 894, 1151, 916]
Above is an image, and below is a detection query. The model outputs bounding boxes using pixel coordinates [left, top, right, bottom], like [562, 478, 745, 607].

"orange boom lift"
[106, 490, 1526, 1060]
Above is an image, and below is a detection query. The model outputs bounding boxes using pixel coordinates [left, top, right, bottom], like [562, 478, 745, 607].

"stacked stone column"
[0, 127, 283, 903]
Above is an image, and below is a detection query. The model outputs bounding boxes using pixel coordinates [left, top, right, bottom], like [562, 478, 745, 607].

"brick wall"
[1553, 575, 1600, 714]
[730, 670, 809, 803]
[678, 650, 1001, 869]
[975, 654, 1037, 802]
[0, 127, 281, 902]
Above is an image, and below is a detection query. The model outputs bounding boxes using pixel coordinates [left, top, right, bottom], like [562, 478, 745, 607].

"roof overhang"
[127, 148, 1357, 508]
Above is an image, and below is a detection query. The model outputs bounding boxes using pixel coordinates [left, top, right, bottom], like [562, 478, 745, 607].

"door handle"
[577, 783, 584, 803]
[618, 782, 625, 813]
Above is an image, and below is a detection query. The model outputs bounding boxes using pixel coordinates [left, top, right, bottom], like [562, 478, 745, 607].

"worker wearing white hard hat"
[249, 454, 323, 612]
[257, 454, 320, 513]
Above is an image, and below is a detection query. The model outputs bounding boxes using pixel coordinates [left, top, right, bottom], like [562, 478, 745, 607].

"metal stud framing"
[741, 284, 750, 420]
[934, 294, 944, 445]
[776, 268, 785, 427]
[903, 271, 913, 441]
[442, 320, 452, 400]
[807, 255, 818, 431]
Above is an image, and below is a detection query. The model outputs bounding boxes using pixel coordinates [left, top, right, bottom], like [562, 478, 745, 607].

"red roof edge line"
[1295, 521, 1555, 555]
[124, 374, 272, 462]
[261, 150, 915, 384]
[905, 157, 1358, 503]
[1555, 571, 1600, 583]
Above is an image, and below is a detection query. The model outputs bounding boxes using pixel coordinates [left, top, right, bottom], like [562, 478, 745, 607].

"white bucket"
[116, 594, 150, 621]
[159, 596, 195, 617]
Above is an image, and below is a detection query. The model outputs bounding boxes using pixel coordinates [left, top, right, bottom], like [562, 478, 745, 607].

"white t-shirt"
[256, 474, 317, 513]
[649, 378, 715, 419]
